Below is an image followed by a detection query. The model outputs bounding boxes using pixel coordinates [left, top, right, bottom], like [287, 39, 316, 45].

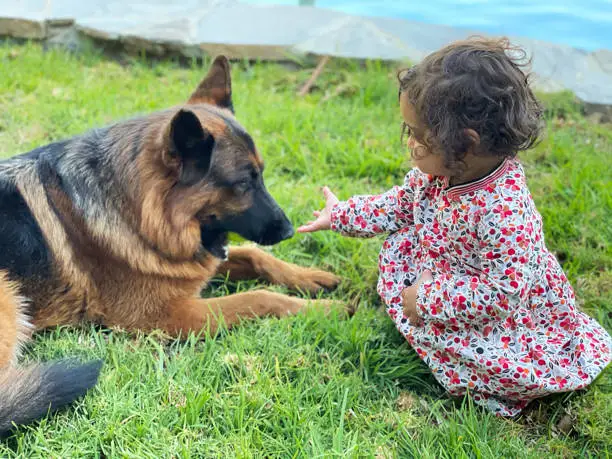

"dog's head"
[153, 56, 294, 259]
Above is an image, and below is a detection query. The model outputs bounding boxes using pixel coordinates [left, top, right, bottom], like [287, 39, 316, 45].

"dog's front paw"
[302, 298, 356, 317]
[291, 267, 341, 295]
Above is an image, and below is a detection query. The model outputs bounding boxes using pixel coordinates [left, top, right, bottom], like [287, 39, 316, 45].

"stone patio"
[1, 0, 611, 113]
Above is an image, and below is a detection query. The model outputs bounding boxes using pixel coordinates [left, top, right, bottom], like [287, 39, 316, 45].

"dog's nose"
[280, 223, 295, 241]
[259, 216, 294, 245]
[277, 212, 295, 241]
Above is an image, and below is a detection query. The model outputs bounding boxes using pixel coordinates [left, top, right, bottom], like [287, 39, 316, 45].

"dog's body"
[0, 56, 340, 434]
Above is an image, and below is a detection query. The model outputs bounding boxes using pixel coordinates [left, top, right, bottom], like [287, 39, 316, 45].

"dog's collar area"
[202, 243, 228, 260]
[202, 239, 228, 260]
[199, 225, 229, 260]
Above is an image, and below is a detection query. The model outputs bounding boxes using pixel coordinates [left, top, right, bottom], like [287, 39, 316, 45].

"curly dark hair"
[398, 36, 543, 174]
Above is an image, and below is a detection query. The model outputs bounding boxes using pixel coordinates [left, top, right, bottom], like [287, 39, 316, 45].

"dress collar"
[438, 159, 511, 199]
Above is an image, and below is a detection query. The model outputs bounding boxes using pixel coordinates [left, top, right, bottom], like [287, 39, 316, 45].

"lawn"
[0, 42, 610, 458]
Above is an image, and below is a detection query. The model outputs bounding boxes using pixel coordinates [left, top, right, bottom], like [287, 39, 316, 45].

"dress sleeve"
[330, 169, 420, 238]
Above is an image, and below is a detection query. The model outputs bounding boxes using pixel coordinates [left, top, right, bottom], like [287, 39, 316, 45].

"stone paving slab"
[2, 0, 612, 111]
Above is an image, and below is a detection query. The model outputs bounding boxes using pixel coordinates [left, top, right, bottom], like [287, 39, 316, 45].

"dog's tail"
[0, 360, 103, 435]
[0, 270, 102, 435]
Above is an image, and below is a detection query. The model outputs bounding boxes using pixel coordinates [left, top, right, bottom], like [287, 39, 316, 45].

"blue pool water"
[242, 0, 612, 51]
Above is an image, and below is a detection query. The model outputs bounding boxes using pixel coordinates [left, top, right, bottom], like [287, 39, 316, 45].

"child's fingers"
[322, 186, 339, 204]
[297, 221, 318, 233]
[313, 211, 321, 217]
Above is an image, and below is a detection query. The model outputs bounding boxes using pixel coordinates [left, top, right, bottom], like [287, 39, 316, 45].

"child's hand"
[297, 186, 339, 233]
[401, 270, 433, 326]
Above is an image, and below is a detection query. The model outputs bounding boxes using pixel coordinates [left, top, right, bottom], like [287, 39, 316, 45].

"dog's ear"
[164, 109, 215, 185]
[187, 55, 233, 112]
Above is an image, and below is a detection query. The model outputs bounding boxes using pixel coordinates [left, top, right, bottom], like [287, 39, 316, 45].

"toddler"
[298, 37, 612, 416]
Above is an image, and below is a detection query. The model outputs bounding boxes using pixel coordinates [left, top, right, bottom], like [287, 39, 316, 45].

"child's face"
[400, 94, 451, 177]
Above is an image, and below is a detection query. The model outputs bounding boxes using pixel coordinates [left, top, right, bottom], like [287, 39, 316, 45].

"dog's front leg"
[216, 246, 341, 295]
[156, 291, 344, 338]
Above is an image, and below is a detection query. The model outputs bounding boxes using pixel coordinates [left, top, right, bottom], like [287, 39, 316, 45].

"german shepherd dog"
[0, 56, 343, 434]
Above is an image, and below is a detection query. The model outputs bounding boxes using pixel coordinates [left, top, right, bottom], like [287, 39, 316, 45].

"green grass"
[0, 42, 610, 457]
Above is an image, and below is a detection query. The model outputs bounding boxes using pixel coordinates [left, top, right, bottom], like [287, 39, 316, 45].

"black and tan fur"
[0, 56, 342, 434]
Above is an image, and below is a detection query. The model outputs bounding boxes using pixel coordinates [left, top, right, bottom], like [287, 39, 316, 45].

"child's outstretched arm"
[298, 170, 419, 237]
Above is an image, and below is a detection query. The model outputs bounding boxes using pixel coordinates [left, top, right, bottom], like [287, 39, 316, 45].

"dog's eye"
[234, 180, 251, 195]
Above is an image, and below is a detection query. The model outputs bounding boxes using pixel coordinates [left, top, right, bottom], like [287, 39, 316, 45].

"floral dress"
[330, 158, 612, 416]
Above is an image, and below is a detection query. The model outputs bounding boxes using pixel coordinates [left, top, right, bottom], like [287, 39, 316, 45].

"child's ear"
[464, 129, 481, 153]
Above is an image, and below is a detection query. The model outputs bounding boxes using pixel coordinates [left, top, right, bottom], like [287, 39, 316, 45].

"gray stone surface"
[2, 0, 612, 108]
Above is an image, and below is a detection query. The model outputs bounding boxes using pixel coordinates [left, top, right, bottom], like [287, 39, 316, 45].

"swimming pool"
[241, 0, 612, 51]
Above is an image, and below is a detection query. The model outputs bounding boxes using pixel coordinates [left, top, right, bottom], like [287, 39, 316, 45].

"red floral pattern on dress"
[330, 159, 612, 417]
